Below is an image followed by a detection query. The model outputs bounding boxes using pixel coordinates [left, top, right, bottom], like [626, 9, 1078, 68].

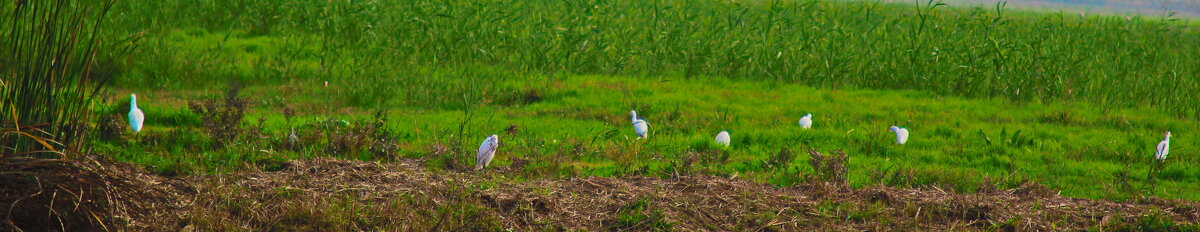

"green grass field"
[88, 0, 1200, 201]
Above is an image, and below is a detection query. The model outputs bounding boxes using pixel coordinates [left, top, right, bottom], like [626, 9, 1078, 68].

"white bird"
[128, 94, 144, 133]
[475, 134, 499, 171]
[1156, 131, 1171, 162]
[798, 113, 813, 129]
[715, 130, 731, 146]
[630, 110, 649, 139]
[889, 126, 909, 145]
[287, 128, 299, 148]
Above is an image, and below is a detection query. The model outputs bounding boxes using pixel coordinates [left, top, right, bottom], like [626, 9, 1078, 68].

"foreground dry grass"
[5, 157, 1198, 231]
[160, 159, 1200, 230]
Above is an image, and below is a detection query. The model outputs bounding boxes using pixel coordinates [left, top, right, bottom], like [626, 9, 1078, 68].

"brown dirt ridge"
[4, 157, 1198, 231]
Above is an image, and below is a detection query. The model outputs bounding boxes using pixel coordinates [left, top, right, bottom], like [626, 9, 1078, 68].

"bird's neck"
[130, 98, 138, 110]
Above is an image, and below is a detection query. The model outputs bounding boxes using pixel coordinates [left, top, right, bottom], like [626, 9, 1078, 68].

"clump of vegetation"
[95, 113, 128, 141]
[508, 136, 578, 177]
[428, 140, 461, 171]
[767, 147, 796, 170]
[324, 111, 398, 160]
[0, 0, 151, 230]
[187, 84, 251, 148]
[807, 149, 849, 185]
[0, 0, 130, 156]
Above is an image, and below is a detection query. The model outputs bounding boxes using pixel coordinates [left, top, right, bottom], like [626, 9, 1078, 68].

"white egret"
[128, 94, 144, 133]
[888, 126, 908, 145]
[475, 134, 499, 171]
[1156, 131, 1170, 162]
[715, 130, 731, 146]
[287, 128, 299, 148]
[798, 113, 813, 129]
[630, 110, 649, 139]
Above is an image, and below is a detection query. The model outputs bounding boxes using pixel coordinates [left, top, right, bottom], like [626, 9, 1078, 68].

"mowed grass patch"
[101, 72, 1200, 200]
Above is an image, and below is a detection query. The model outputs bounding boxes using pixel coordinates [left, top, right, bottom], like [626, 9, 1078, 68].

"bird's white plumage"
[1156, 131, 1170, 161]
[475, 135, 499, 170]
[889, 126, 909, 145]
[715, 131, 730, 146]
[633, 121, 648, 138]
[128, 94, 144, 133]
[798, 113, 813, 129]
[631, 111, 649, 139]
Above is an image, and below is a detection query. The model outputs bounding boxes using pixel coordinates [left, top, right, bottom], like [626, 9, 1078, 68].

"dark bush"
[766, 147, 795, 170]
[807, 149, 849, 185]
[187, 84, 250, 148]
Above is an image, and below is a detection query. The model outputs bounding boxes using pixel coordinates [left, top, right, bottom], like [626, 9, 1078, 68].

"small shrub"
[807, 149, 849, 185]
[504, 124, 520, 137]
[508, 156, 530, 172]
[188, 84, 250, 148]
[671, 153, 699, 177]
[281, 105, 297, 124]
[95, 114, 126, 141]
[323, 120, 366, 158]
[319, 111, 398, 160]
[766, 147, 795, 170]
[977, 176, 1000, 194]
[517, 139, 577, 178]
[429, 139, 467, 171]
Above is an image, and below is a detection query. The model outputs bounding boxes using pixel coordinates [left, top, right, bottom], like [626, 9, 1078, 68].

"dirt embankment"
[4, 158, 1198, 231]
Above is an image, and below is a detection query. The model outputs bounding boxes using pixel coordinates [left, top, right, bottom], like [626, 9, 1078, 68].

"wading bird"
[889, 126, 908, 145]
[128, 94, 144, 134]
[475, 135, 499, 171]
[631, 110, 649, 139]
[287, 128, 299, 148]
[799, 113, 813, 129]
[1156, 131, 1171, 162]
[715, 130, 731, 146]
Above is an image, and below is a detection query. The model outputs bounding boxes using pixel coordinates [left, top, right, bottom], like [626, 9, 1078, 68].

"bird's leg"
[1152, 159, 1161, 191]
[1151, 161, 1159, 193]
[1148, 160, 1162, 193]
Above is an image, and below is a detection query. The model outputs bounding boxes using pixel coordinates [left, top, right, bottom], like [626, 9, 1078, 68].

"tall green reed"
[1, 0, 131, 158]
[109, 0, 1200, 117]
